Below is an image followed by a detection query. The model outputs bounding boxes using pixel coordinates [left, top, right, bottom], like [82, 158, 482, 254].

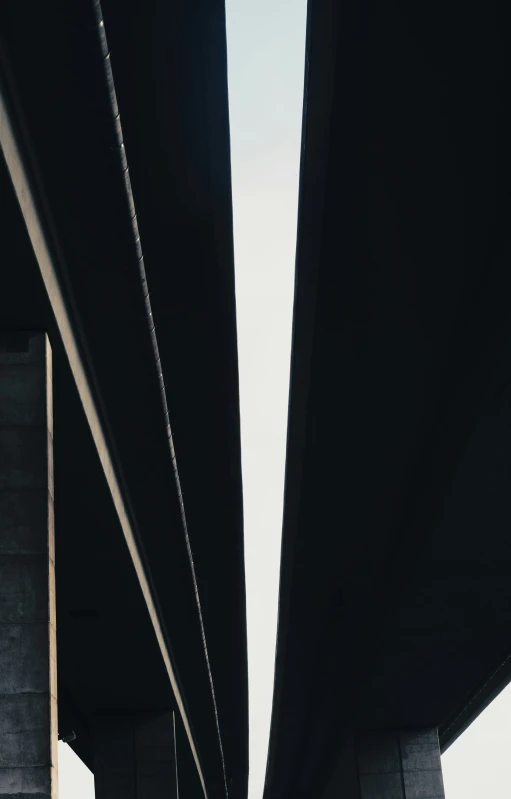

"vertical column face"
[94, 712, 178, 799]
[357, 729, 445, 799]
[94, 721, 137, 799]
[136, 714, 177, 796]
[0, 332, 57, 798]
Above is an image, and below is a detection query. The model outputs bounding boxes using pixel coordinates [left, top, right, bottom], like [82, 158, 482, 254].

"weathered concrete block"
[403, 768, 445, 799]
[0, 428, 50, 491]
[0, 764, 53, 796]
[0, 333, 57, 799]
[0, 490, 50, 555]
[0, 555, 49, 623]
[357, 728, 445, 799]
[0, 623, 50, 694]
[0, 362, 48, 426]
[0, 693, 51, 767]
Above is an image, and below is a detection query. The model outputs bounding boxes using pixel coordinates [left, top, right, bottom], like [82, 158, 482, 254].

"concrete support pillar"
[357, 729, 445, 799]
[94, 712, 178, 799]
[0, 332, 58, 798]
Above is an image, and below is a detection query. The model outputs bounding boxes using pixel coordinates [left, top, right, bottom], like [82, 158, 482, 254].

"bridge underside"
[265, 0, 511, 796]
[1, 1, 247, 797]
[0, 169, 201, 791]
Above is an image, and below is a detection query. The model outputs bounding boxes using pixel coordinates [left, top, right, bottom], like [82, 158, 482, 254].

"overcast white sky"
[442, 684, 511, 797]
[59, 2, 508, 797]
[225, 0, 307, 795]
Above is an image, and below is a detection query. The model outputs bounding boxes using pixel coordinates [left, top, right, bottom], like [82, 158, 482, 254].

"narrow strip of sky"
[225, 2, 307, 797]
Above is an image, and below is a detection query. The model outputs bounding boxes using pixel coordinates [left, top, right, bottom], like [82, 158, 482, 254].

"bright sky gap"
[225, 0, 307, 795]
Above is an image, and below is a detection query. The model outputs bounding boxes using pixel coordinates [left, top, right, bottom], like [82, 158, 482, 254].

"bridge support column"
[0, 333, 58, 798]
[356, 729, 445, 799]
[94, 712, 178, 799]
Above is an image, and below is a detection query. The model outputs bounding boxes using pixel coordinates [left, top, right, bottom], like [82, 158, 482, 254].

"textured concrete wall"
[94, 712, 177, 799]
[0, 332, 58, 798]
[357, 729, 445, 799]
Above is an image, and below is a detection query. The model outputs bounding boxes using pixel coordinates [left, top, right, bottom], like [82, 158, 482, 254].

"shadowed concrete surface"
[264, 0, 510, 796]
[0, 1, 247, 797]
[323, 729, 446, 799]
[94, 713, 178, 799]
[0, 334, 57, 799]
[356, 730, 444, 799]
